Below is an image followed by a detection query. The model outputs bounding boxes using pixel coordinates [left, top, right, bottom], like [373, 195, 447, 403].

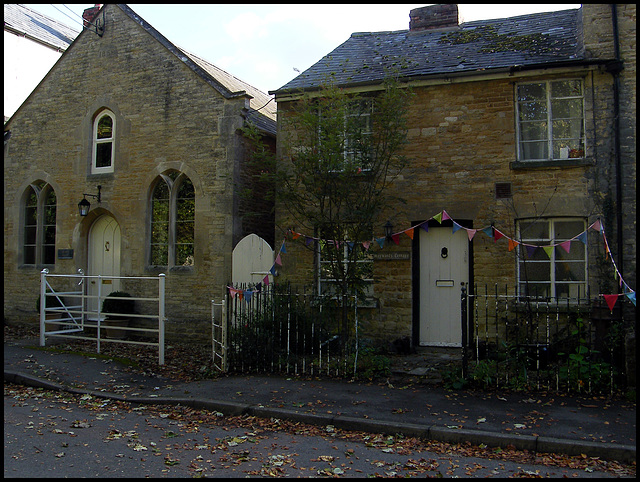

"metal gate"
[39, 269, 166, 364]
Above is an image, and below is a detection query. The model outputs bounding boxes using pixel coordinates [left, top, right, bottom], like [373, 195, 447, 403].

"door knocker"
[105, 241, 110, 252]
[441, 247, 448, 258]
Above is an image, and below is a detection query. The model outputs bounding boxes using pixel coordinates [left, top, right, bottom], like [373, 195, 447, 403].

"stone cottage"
[3, 4, 276, 341]
[269, 4, 636, 350]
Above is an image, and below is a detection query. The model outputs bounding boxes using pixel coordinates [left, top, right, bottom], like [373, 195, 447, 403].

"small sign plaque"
[57, 249, 74, 260]
[372, 251, 410, 261]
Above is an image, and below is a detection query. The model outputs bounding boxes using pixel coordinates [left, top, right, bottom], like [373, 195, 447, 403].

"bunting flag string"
[228, 210, 635, 309]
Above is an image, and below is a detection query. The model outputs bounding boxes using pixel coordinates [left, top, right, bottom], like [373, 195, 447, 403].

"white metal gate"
[39, 269, 166, 364]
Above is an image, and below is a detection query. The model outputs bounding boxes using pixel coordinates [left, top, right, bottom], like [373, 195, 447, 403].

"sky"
[29, 4, 581, 94]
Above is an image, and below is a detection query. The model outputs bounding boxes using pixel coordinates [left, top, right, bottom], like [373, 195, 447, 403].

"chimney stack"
[83, 4, 103, 29]
[410, 4, 459, 32]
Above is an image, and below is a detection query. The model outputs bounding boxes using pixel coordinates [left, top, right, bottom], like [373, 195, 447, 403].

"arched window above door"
[92, 110, 115, 174]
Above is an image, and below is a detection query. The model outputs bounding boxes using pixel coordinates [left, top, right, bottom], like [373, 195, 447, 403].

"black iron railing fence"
[462, 284, 632, 393]
[220, 282, 633, 393]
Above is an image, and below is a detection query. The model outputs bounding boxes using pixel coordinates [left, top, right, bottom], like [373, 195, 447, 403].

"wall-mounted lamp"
[384, 221, 394, 240]
[78, 185, 102, 216]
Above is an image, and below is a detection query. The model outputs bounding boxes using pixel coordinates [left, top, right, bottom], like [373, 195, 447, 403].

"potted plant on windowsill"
[101, 291, 134, 339]
[37, 294, 66, 332]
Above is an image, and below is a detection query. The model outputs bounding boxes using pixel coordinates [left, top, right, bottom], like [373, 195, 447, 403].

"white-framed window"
[92, 110, 115, 173]
[23, 181, 56, 266]
[317, 98, 373, 172]
[317, 229, 374, 301]
[517, 218, 587, 299]
[516, 79, 585, 161]
[150, 171, 195, 267]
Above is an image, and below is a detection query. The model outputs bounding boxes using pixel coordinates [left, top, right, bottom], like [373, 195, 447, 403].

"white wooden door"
[419, 226, 469, 346]
[232, 234, 274, 285]
[87, 215, 121, 315]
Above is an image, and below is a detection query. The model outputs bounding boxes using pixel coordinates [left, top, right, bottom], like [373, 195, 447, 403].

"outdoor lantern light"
[384, 221, 394, 239]
[78, 185, 102, 216]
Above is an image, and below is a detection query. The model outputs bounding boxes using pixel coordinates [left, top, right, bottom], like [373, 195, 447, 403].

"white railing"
[211, 299, 226, 372]
[39, 269, 166, 365]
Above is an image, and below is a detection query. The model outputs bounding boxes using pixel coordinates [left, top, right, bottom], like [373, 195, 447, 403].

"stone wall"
[3, 5, 272, 342]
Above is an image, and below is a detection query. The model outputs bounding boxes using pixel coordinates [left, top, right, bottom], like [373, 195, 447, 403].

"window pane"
[556, 261, 586, 282]
[519, 121, 547, 141]
[24, 246, 36, 265]
[43, 226, 56, 245]
[519, 141, 547, 160]
[517, 83, 545, 101]
[151, 245, 168, 265]
[96, 142, 112, 168]
[176, 244, 194, 266]
[551, 80, 582, 97]
[519, 261, 551, 282]
[553, 220, 584, 239]
[97, 115, 113, 139]
[43, 245, 56, 265]
[519, 283, 551, 299]
[25, 226, 37, 245]
[551, 98, 582, 119]
[519, 221, 549, 239]
[519, 101, 547, 121]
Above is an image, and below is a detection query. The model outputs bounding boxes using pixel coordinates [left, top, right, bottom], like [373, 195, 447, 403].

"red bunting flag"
[603, 294, 619, 312]
[391, 233, 400, 245]
[494, 229, 505, 243]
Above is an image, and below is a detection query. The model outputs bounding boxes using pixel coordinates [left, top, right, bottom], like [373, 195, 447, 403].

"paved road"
[5, 384, 633, 478]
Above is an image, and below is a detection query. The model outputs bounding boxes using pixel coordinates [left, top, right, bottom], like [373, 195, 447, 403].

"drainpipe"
[610, 4, 623, 285]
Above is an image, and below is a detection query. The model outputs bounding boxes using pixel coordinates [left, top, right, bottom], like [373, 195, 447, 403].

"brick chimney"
[83, 4, 103, 29]
[410, 4, 459, 32]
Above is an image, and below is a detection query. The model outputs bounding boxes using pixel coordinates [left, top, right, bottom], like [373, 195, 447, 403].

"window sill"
[510, 158, 594, 170]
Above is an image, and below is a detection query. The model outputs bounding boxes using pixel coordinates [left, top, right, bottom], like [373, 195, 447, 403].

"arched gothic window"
[23, 181, 56, 266]
[92, 110, 115, 173]
[150, 171, 195, 267]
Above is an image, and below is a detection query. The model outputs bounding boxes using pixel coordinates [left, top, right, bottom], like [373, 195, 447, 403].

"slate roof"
[4, 4, 79, 51]
[273, 8, 588, 95]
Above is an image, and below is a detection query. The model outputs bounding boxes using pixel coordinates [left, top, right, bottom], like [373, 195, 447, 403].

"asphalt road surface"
[4, 384, 634, 478]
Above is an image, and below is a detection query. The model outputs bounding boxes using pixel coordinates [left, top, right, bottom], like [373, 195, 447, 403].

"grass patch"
[26, 344, 139, 368]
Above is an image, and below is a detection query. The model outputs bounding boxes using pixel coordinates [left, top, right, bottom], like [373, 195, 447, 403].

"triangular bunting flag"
[452, 222, 462, 233]
[493, 229, 505, 243]
[362, 240, 371, 251]
[603, 294, 619, 312]
[292, 231, 301, 240]
[347, 241, 355, 252]
[305, 236, 314, 246]
[391, 233, 401, 245]
[508, 239, 519, 251]
[433, 212, 443, 224]
[442, 210, 451, 221]
[274, 253, 282, 266]
[526, 245, 537, 258]
[559, 240, 571, 253]
[590, 219, 602, 232]
[244, 290, 253, 302]
[543, 246, 554, 259]
[466, 229, 477, 241]
[625, 292, 636, 306]
[280, 242, 287, 253]
[482, 226, 494, 238]
[420, 222, 429, 232]
[263, 275, 270, 286]
[375, 237, 386, 249]
[269, 266, 276, 275]
[404, 228, 414, 240]
[577, 231, 587, 245]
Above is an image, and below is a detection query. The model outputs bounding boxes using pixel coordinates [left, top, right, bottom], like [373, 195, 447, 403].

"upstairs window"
[316, 98, 373, 172]
[516, 80, 585, 162]
[150, 171, 195, 267]
[92, 110, 115, 173]
[23, 181, 56, 266]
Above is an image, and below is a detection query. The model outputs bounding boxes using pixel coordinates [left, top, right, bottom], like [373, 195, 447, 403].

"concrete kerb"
[4, 369, 636, 464]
